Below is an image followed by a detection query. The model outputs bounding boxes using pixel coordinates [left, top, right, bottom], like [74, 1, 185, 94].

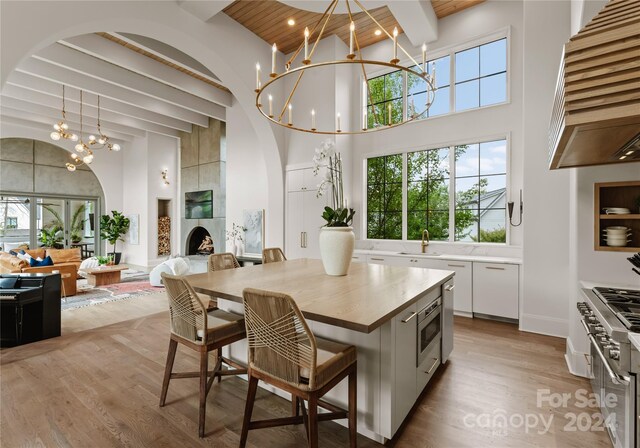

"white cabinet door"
[368, 255, 412, 266]
[287, 169, 305, 192]
[351, 253, 366, 263]
[442, 279, 454, 362]
[302, 190, 327, 259]
[441, 261, 473, 314]
[393, 304, 417, 431]
[473, 262, 519, 319]
[286, 191, 304, 259]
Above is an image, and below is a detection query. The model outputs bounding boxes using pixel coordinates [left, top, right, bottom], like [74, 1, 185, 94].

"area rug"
[62, 270, 165, 311]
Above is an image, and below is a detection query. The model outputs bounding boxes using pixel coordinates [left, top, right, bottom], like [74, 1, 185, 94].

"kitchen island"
[186, 258, 454, 443]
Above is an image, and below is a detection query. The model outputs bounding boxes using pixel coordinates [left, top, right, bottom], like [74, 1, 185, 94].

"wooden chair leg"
[292, 396, 299, 416]
[159, 339, 178, 407]
[240, 374, 259, 448]
[348, 364, 357, 448]
[216, 349, 223, 383]
[307, 394, 318, 448]
[198, 349, 208, 438]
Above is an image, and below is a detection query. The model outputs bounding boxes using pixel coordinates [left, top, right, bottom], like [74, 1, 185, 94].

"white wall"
[350, 0, 524, 258]
[146, 132, 179, 265]
[226, 99, 269, 249]
[121, 135, 148, 266]
[521, 0, 572, 337]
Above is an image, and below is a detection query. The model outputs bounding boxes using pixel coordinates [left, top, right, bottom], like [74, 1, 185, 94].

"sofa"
[0, 248, 82, 296]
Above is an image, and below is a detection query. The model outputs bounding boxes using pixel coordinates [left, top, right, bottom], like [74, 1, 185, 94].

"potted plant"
[100, 211, 130, 265]
[313, 139, 356, 276]
[39, 228, 63, 249]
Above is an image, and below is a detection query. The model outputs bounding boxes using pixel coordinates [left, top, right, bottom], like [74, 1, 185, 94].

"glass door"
[0, 196, 31, 252]
[36, 198, 66, 249]
[68, 199, 96, 258]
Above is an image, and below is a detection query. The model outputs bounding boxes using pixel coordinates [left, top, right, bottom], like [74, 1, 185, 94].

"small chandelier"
[50, 85, 78, 142]
[66, 90, 94, 172]
[254, 0, 437, 135]
[87, 95, 120, 152]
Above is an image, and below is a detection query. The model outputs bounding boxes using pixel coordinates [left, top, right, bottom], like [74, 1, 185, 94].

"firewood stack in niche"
[158, 216, 171, 256]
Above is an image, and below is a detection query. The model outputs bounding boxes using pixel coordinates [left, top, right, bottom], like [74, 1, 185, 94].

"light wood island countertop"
[186, 258, 454, 333]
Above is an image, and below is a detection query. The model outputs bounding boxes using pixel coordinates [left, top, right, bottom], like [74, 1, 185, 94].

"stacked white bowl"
[604, 226, 632, 247]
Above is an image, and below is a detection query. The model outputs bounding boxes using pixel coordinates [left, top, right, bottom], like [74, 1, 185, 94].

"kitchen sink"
[397, 251, 441, 257]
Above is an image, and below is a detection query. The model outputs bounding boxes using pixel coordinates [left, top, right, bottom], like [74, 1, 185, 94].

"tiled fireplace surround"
[179, 118, 226, 256]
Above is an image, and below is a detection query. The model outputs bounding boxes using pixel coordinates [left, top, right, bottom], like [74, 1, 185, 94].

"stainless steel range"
[577, 287, 639, 448]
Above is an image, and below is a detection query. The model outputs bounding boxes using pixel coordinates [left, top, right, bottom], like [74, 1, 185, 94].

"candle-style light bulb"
[392, 27, 398, 62]
[336, 112, 341, 132]
[268, 94, 273, 117]
[288, 103, 292, 125]
[271, 43, 277, 75]
[304, 27, 310, 62]
[349, 21, 355, 55]
[311, 109, 316, 130]
[363, 109, 367, 130]
[255, 62, 261, 91]
[431, 61, 436, 85]
[388, 103, 392, 125]
[421, 43, 427, 73]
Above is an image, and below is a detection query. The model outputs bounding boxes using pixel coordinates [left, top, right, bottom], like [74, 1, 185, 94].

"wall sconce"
[508, 189, 523, 226]
[161, 169, 170, 185]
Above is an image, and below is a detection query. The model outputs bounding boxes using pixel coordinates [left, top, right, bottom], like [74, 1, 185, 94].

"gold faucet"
[421, 229, 430, 253]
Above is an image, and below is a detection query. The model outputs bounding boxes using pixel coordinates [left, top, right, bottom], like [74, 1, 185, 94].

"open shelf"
[595, 181, 640, 253]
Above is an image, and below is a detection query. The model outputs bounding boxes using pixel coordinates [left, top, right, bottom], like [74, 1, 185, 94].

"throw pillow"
[16, 251, 32, 262]
[29, 256, 53, 267]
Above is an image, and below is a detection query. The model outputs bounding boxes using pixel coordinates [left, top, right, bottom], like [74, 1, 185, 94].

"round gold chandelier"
[254, 0, 437, 135]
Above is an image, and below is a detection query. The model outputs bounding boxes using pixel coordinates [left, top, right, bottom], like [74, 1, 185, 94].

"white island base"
[218, 277, 453, 443]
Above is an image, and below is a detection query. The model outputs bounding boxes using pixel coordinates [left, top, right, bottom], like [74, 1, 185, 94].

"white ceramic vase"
[229, 241, 237, 256]
[319, 226, 355, 276]
[236, 240, 244, 256]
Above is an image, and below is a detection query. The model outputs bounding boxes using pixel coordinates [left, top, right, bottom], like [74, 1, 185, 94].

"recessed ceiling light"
[374, 29, 382, 36]
[287, 18, 295, 26]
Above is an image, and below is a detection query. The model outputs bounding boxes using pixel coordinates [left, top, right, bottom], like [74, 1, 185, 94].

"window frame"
[362, 133, 512, 246]
[362, 27, 511, 126]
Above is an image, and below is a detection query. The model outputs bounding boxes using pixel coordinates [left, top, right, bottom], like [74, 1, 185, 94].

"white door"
[285, 191, 304, 259]
[441, 261, 473, 314]
[303, 190, 328, 259]
[393, 305, 417, 431]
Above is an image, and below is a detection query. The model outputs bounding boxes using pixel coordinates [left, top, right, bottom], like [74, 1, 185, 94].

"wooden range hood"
[548, 0, 640, 169]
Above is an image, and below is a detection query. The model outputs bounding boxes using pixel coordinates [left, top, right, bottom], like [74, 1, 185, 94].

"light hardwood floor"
[1, 294, 611, 447]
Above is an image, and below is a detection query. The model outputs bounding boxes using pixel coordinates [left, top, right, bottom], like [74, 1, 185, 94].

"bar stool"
[262, 247, 287, 264]
[159, 273, 247, 437]
[240, 288, 358, 448]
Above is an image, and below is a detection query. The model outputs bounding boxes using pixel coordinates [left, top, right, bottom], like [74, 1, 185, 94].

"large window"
[365, 36, 507, 127]
[455, 38, 507, 111]
[366, 71, 403, 128]
[366, 139, 508, 243]
[367, 154, 402, 239]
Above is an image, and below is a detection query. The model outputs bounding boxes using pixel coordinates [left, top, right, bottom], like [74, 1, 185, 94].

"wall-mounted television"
[185, 190, 213, 219]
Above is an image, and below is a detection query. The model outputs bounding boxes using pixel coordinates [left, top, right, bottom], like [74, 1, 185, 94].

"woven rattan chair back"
[161, 272, 206, 344]
[242, 288, 318, 389]
[262, 247, 287, 264]
[208, 252, 240, 271]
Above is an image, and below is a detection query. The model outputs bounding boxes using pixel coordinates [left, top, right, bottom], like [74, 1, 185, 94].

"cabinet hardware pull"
[370, 257, 384, 261]
[445, 285, 455, 292]
[447, 264, 465, 268]
[485, 266, 505, 270]
[300, 232, 303, 248]
[401, 311, 418, 323]
[424, 358, 439, 375]
[304, 232, 307, 248]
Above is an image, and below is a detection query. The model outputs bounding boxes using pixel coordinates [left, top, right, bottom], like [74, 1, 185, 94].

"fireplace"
[186, 226, 213, 255]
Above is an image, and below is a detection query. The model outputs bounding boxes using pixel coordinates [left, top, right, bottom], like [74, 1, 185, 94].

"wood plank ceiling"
[223, 1, 403, 54]
[223, 0, 486, 54]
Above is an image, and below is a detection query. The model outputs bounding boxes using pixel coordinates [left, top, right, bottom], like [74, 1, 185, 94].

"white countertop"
[354, 249, 522, 265]
[579, 280, 640, 290]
